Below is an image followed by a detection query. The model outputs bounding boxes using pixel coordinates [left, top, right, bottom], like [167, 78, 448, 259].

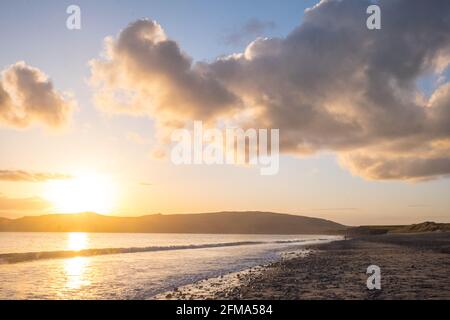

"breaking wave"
[0, 239, 321, 264]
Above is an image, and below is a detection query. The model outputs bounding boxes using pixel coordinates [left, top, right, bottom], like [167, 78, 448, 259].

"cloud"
[0, 170, 73, 182]
[89, 20, 237, 123]
[89, 0, 450, 181]
[339, 151, 450, 181]
[0, 61, 76, 129]
[0, 193, 51, 211]
[126, 131, 148, 145]
[222, 18, 276, 46]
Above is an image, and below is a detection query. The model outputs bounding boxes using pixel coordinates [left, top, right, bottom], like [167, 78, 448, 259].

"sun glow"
[44, 173, 117, 214]
[67, 232, 88, 251]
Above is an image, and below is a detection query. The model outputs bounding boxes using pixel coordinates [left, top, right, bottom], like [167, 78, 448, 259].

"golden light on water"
[64, 257, 90, 289]
[64, 233, 90, 289]
[44, 173, 117, 214]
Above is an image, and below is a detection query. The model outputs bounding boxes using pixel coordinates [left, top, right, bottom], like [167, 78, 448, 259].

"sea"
[0, 232, 341, 299]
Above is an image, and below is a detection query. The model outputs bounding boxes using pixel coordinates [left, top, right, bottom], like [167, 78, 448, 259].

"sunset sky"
[1, 0, 450, 226]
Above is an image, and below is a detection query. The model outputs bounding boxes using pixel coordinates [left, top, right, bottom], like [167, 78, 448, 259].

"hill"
[0, 211, 347, 235]
[390, 221, 450, 234]
[346, 221, 450, 236]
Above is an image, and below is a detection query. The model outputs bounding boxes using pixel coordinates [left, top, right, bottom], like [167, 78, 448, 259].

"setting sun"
[44, 173, 117, 214]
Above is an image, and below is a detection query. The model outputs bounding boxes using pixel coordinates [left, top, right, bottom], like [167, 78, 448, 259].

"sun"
[44, 173, 117, 214]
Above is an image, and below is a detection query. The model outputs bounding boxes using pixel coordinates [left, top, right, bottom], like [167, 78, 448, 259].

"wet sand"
[154, 232, 450, 300]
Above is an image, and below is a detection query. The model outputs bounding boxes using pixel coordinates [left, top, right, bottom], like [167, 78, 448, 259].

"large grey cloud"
[0, 61, 76, 129]
[89, 0, 450, 181]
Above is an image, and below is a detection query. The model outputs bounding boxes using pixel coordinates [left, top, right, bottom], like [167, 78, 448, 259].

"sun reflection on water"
[64, 233, 90, 290]
[64, 257, 91, 289]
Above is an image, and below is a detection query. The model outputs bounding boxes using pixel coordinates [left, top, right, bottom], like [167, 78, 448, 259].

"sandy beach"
[155, 232, 450, 300]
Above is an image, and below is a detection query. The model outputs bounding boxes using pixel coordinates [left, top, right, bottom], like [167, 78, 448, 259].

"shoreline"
[154, 232, 450, 300]
[152, 249, 314, 300]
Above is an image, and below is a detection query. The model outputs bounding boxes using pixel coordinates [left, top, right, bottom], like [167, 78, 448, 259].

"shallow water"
[0, 232, 340, 299]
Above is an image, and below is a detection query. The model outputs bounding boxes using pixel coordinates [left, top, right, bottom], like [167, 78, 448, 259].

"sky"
[0, 0, 450, 226]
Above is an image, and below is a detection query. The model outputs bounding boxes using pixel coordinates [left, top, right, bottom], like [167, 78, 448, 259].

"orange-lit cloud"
[0, 170, 73, 182]
[126, 131, 148, 145]
[0, 61, 76, 129]
[89, 0, 450, 181]
[89, 20, 237, 121]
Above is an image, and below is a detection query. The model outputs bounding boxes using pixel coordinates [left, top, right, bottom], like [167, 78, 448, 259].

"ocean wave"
[0, 239, 322, 264]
